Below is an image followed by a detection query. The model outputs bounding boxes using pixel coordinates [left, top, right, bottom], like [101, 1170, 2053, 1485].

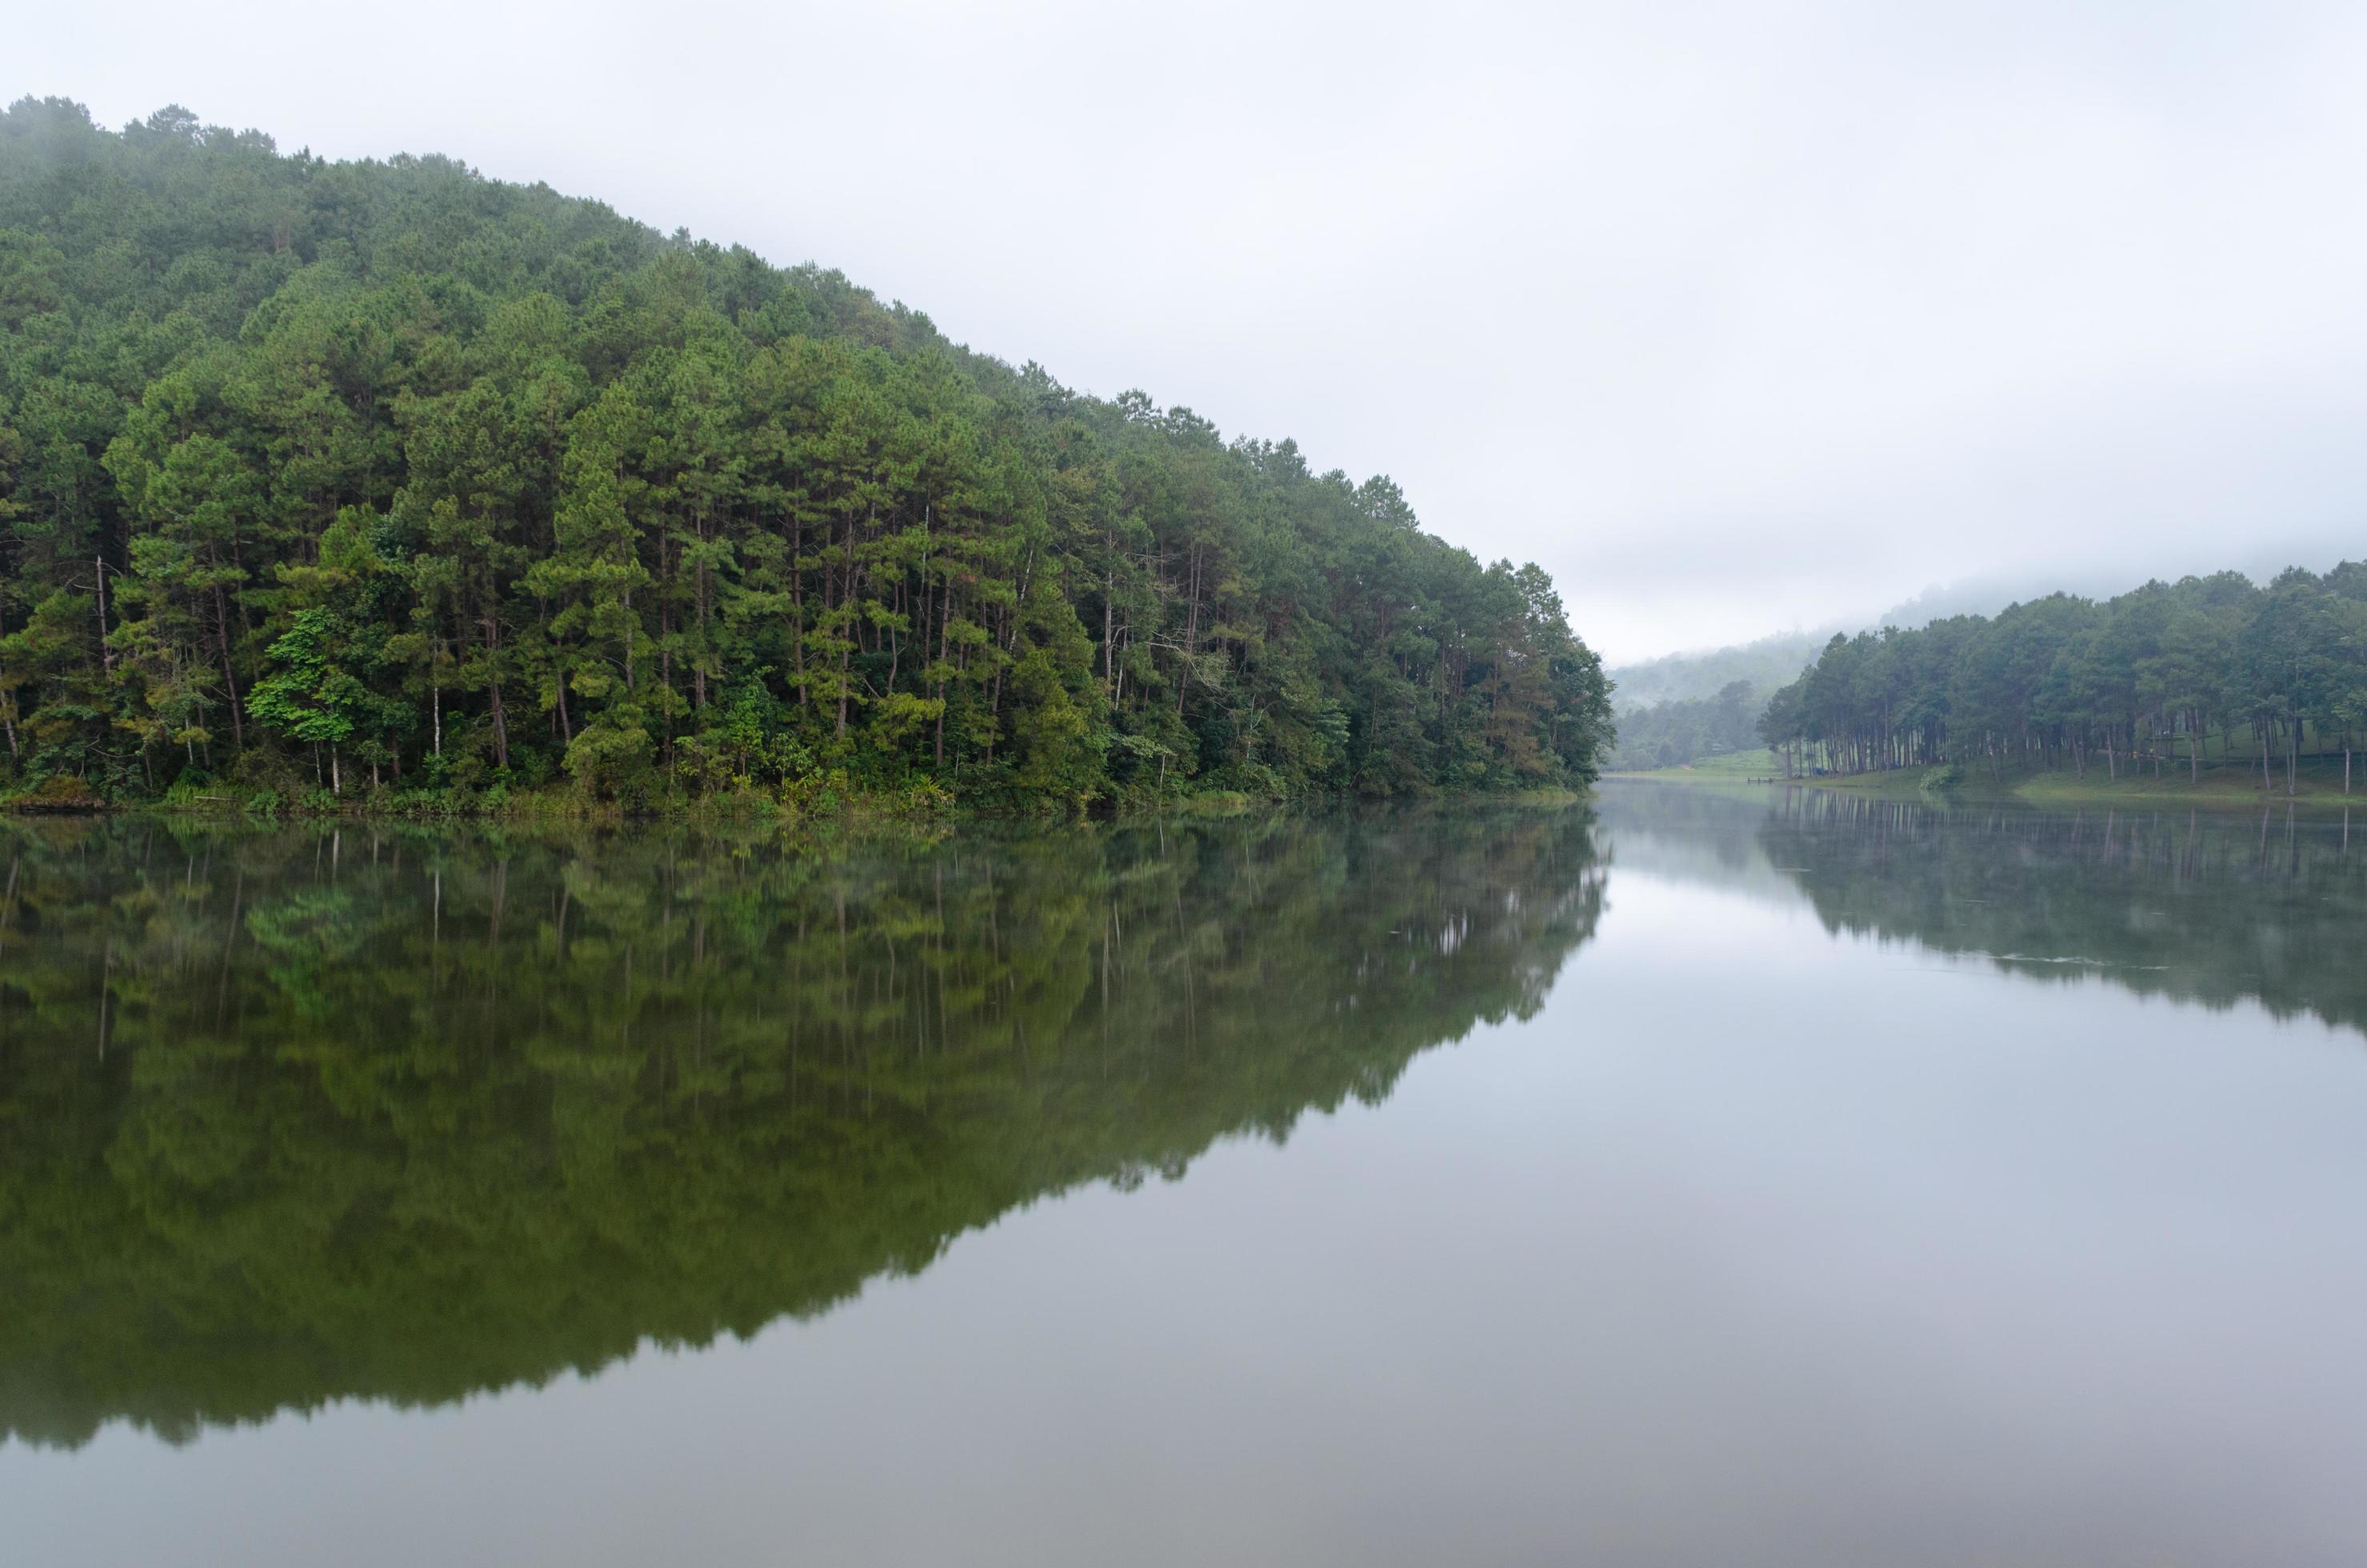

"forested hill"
[0, 98, 1612, 811]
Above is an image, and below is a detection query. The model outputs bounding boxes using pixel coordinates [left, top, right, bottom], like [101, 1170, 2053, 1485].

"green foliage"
[0, 98, 1611, 811]
[1757, 564, 2367, 795]
[247, 610, 368, 745]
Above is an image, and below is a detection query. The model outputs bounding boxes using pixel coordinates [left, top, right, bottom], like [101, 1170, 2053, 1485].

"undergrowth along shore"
[1, 770, 1588, 825]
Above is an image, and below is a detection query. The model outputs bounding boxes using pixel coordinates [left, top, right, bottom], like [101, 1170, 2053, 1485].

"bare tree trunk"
[790, 524, 806, 710]
[935, 574, 952, 766]
[213, 580, 245, 746]
[1178, 544, 1201, 716]
[94, 556, 113, 674]
[486, 609, 510, 769]
[694, 516, 710, 712]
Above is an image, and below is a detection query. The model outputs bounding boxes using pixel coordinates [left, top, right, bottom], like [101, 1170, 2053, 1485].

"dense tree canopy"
[0, 98, 1611, 810]
[1758, 564, 2367, 794]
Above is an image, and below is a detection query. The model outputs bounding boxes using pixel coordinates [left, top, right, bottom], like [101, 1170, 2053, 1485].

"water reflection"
[0, 809, 1605, 1449]
[1599, 783, 2367, 1036]
[6, 788, 2363, 1462]
[12, 789, 2367, 1566]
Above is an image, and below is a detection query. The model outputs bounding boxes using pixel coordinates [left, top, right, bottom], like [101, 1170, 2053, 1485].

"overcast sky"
[19, 1, 2367, 662]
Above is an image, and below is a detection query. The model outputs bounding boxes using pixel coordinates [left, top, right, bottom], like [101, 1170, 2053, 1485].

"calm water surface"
[4, 784, 2365, 1566]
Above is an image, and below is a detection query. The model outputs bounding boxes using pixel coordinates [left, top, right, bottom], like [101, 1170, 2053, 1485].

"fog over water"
[20, 1, 2367, 660]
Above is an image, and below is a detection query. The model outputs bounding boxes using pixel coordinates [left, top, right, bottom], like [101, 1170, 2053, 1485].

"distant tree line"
[1758, 564, 2367, 794]
[1609, 679, 1761, 770]
[0, 99, 1611, 810]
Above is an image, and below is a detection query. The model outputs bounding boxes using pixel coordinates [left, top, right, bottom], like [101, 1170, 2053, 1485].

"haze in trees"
[1606, 633, 1821, 711]
[1609, 679, 1764, 770]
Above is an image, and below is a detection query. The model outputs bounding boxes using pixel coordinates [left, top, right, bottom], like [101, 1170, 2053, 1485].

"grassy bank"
[1997, 752, 2360, 808]
[1611, 748, 1785, 782]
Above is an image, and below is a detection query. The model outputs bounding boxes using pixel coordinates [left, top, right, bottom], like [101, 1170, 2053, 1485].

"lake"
[3, 783, 2365, 1566]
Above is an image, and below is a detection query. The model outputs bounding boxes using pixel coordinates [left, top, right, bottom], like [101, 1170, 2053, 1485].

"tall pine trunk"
[484, 610, 509, 769]
[213, 578, 244, 746]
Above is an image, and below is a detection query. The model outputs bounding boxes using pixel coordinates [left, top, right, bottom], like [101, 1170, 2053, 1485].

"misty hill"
[0, 98, 1611, 813]
[1609, 632, 1822, 711]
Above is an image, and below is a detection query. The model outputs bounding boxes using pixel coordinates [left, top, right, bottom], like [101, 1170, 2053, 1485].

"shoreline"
[1608, 759, 2365, 812]
[0, 782, 1595, 827]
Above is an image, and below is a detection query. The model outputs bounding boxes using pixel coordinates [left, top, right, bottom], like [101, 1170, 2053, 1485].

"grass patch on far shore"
[1999, 754, 2360, 809]
[1611, 748, 1784, 782]
[1615, 749, 2364, 810]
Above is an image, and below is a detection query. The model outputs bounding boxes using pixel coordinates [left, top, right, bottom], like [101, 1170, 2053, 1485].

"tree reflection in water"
[0, 807, 1606, 1448]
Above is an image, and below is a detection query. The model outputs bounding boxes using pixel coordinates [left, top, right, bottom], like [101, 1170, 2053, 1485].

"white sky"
[18, 1, 2367, 662]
